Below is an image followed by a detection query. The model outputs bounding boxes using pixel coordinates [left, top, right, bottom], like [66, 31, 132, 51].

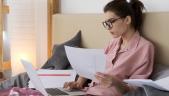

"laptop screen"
[21, 59, 48, 96]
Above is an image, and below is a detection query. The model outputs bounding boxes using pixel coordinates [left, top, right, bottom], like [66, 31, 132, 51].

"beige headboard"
[52, 12, 169, 65]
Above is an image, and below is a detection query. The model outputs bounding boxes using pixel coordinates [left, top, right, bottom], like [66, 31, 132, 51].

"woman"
[64, 0, 154, 96]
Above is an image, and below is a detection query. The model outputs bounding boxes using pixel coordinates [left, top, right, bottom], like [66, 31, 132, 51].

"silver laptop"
[21, 59, 86, 96]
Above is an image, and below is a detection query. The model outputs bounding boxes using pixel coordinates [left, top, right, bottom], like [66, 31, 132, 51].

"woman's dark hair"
[104, 0, 145, 31]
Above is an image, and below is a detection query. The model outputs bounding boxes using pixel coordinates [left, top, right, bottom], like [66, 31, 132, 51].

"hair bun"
[130, 0, 144, 10]
[113, 0, 126, 2]
[130, 0, 140, 3]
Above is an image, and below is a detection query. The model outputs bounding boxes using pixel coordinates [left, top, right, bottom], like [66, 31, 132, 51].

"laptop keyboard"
[46, 88, 69, 95]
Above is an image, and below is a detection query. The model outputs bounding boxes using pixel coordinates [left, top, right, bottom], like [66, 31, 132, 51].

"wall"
[0, 0, 3, 72]
[6, 0, 48, 76]
[141, 0, 169, 12]
[60, 0, 169, 13]
[6, 0, 36, 76]
[34, 0, 48, 68]
[3, 0, 10, 61]
[60, 0, 111, 13]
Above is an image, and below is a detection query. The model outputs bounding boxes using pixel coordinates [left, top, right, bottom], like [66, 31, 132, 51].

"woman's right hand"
[63, 76, 87, 90]
[63, 81, 83, 90]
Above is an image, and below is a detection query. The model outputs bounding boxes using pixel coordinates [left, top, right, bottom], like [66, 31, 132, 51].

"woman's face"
[103, 11, 130, 38]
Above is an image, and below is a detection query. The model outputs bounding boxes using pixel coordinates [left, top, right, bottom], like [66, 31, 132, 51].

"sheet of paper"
[29, 69, 77, 88]
[124, 79, 169, 91]
[155, 76, 169, 90]
[65, 46, 106, 80]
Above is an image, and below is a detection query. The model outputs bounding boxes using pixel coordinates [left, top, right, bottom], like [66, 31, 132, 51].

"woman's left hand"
[95, 72, 119, 88]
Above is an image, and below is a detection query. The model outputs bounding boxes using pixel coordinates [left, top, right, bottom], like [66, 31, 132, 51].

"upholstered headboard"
[52, 12, 169, 65]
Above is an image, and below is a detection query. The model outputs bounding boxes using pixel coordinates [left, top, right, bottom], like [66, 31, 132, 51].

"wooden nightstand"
[0, 72, 5, 82]
[3, 61, 11, 71]
[0, 72, 3, 78]
[0, 61, 11, 81]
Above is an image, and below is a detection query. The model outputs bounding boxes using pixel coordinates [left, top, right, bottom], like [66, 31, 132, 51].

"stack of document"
[29, 69, 77, 88]
[65, 46, 106, 80]
[124, 76, 169, 91]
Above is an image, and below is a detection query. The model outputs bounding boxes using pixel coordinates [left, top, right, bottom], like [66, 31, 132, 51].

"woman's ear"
[124, 16, 132, 25]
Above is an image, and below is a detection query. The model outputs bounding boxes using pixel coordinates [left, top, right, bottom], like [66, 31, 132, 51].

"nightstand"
[0, 72, 5, 82]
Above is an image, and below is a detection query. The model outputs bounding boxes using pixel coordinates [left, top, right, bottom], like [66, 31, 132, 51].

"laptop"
[21, 59, 86, 96]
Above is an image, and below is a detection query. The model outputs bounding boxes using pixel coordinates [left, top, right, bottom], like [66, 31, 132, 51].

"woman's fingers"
[63, 82, 69, 88]
[68, 82, 76, 89]
[63, 81, 83, 90]
[95, 72, 106, 81]
[75, 83, 80, 88]
[95, 74, 105, 84]
[63, 82, 74, 89]
[95, 73, 115, 87]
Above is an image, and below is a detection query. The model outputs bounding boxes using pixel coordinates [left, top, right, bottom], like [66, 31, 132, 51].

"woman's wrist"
[114, 80, 130, 94]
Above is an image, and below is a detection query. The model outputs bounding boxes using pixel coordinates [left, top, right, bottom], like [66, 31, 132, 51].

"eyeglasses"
[102, 17, 121, 30]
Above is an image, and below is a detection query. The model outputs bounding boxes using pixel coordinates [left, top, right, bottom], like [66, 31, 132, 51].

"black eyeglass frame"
[102, 17, 122, 30]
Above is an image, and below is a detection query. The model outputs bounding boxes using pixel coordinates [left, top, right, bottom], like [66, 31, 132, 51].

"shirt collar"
[116, 32, 141, 53]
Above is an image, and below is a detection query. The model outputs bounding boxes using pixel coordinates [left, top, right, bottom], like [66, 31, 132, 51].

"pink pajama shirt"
[86, 32, 155, 96]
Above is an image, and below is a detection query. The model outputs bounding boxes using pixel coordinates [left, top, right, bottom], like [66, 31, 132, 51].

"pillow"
[41, 30, 82, 69]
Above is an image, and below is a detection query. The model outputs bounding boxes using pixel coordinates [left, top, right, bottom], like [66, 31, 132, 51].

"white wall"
[6, 0, 48, 76]
[141, 0, 169, 12]
[60, 0, 169, 13]
[7, 0, 36, 76]
[34, 0, 48, 68]
[60, 0, 111, 13]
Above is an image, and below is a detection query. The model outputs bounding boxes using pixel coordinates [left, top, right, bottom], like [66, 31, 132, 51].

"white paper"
[124, 77, 169, 91]
[154, 76, 169, 90]
[21, 60, 48, 96]
[29, 69, 77, 88]
[65, 46, 106, 80]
